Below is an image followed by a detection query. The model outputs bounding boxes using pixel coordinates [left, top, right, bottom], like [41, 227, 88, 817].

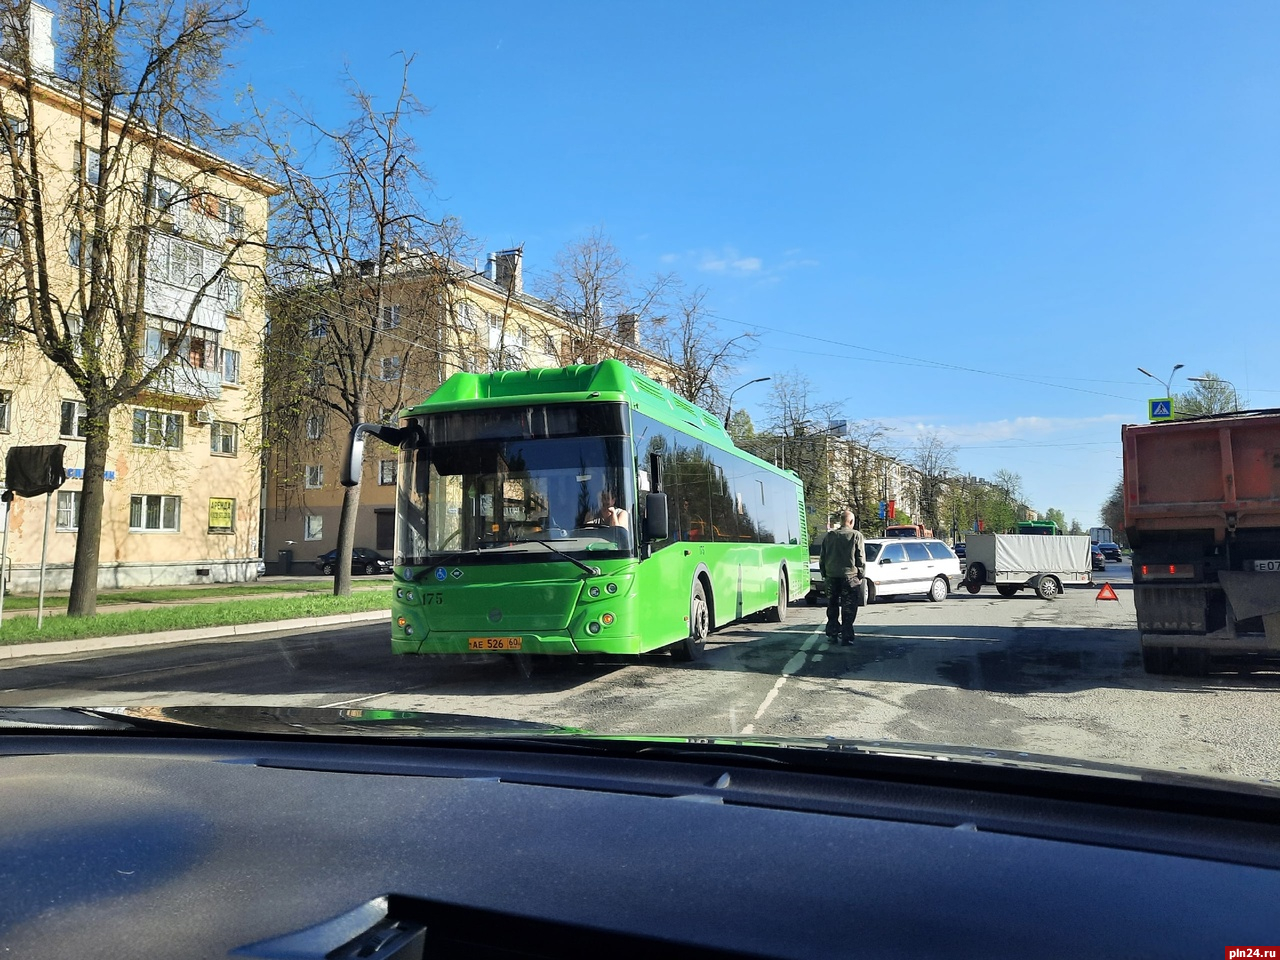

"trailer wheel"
[963, 563, 985, 587]
[1141, 645, 1173, 675]
[996, 584, 1019, 598]
[1034, 576, 1061, 600]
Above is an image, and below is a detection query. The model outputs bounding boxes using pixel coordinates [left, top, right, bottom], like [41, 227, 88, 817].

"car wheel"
[996, 584, 1019, 598]
[865, 580, 877, 604]
[1035, 576, 1061, 600]
[364, 562, 378, 575]
[672, 580, 709, 662]
[927, 576, 948, 602]
[767, 571, 788, 623]
[322, 563, 334, 576]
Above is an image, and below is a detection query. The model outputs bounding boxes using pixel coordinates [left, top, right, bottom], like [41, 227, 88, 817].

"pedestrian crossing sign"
[1148, 398, 1174, 421]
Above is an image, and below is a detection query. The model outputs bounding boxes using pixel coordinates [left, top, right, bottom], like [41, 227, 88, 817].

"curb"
[0, 609, 391, 662]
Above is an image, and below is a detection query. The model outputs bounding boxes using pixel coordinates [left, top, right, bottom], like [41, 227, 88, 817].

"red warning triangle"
[1096, 583, 1118, 601]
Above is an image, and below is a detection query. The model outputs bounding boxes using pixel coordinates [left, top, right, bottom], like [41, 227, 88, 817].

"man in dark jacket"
[819, 509, 867, 644]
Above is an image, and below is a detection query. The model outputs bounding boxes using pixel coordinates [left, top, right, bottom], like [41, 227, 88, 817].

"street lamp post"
[1137, 363, 1184, 398]
[723, 377, 771, 430]
[1187, 376, 1241, 412]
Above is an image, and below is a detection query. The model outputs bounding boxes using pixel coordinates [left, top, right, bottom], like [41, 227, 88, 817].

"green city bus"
[1015, 520, 1060, 535]
[342, 360, 809, 660]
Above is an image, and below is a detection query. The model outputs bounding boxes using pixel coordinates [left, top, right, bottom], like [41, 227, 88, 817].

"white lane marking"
[748, 629, 826, 726]
[741, 723, 754, 735]
[811, 654, 824, 662]
[316, 691, 396, 709]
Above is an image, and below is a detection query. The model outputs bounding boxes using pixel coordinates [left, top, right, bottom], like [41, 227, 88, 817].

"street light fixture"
[723, 377, 771, 429]
[1137, 363, 1184, 397]
[1187, 376, 1241, 412]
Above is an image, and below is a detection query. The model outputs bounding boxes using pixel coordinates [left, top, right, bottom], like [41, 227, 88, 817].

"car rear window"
[924, 541, 955, 560]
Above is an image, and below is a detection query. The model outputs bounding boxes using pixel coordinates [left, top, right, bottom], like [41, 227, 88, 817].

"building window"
[308, 315, 328, 339]
[222, 348, 240, 385]
[66, 313, 83, 357]
[304, 515, 323, 541]
[221, 275, 244, 314]
[56, 490, 81, 531]
[305, 465, 323, 489]
[60, 400, 88, 439]
[306, 414, 324, 440]
[75, 143, 102, 186]
[378, 460, 395, 485]
[148, 173, 179, 212]
[219, 199, 244, 239]
[129, 494, 180, 532]
[378, 356, 400, 381]
[379, 304, 401, 329]
[210, 421, 238, 456]
[208, 497, 235, 533]
[0, 208, 17, 249]
[0, 301, 16, 341]
[68, 230, 93, 267]
[132, 408, 184, 449]
[0, 389, 10, 432]
[144, 320, 221, 372]
[149, 233, 222, 291]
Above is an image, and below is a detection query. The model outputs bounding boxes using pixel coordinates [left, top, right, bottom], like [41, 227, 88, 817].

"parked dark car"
[315, 547, 393, 576]
[954, 542, 966, 560]
[1097, 541, 1123, 562]
[1091, 546, 1107, 571]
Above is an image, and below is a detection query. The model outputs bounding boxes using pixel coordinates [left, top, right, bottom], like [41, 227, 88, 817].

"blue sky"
[232, 0, 1280, 527]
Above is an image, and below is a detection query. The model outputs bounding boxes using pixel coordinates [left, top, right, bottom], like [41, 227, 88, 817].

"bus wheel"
[767, 571, 789, 623]
[672, 581, 709, 662]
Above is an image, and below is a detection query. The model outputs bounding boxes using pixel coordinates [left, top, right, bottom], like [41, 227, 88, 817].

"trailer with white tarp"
[960, 534, 1092, 600]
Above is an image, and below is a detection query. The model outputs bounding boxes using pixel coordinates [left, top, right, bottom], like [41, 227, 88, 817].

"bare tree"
[909, 431, 957, 534]
[257, 61, 445, 596]
[652, 284, 756, 410]
[1100, 477, 1126, 546]
[538, 227, 669, 365]
[0, 0, 263, 615]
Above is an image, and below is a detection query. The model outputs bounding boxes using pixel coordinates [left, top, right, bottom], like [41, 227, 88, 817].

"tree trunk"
[66, 430, 109, 617]
[333, 481, 362, 597]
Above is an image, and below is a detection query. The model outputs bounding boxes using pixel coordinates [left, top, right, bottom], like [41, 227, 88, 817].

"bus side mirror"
[643, 492, 669, 542]
[341, 422, 406, 487]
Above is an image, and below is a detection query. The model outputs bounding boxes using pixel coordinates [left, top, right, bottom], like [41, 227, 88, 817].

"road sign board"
[1148, 398, 1174, 421]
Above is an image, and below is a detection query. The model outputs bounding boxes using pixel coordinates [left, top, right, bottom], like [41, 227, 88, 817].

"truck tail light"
[1139, 564, 1195, 580]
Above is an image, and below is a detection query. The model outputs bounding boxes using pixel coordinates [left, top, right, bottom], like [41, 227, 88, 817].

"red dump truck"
[1124, 409, 1280, 675]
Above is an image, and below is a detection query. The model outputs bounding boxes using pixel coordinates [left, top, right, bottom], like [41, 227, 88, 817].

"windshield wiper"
[521, 537, 600, 578]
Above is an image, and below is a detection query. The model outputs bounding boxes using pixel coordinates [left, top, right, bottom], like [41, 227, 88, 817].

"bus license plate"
[468, 637, 523, 651]
[1254, 559, 1280, 573]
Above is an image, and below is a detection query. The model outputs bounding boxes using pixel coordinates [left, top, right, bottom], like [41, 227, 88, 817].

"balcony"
[141, 358, 222, 400]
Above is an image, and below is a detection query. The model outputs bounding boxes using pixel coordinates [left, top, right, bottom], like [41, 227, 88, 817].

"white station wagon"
[863, 537, 961, 603]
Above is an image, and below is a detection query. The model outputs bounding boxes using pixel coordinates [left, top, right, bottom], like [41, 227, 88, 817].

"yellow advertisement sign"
[208, 498, 235, 532]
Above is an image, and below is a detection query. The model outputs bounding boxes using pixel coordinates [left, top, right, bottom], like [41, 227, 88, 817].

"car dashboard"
[0, 726, 1278, 959]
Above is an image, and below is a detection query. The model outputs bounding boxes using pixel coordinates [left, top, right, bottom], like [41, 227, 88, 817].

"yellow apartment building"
[0, 4, 274, 592]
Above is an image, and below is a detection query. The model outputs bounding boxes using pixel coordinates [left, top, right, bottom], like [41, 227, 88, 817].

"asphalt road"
[2, 562, 1278, 781]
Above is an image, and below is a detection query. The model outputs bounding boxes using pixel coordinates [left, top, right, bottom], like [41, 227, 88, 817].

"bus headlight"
[605, 582, 618, 594]
[586, 621, 601, 635]
[600, 612, 615, 627]
[588, 585, 601, 599]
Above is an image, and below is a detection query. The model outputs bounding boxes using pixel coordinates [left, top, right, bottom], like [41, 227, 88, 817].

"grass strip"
[0, 591, 390, 645]
[0, 580, 386, 611]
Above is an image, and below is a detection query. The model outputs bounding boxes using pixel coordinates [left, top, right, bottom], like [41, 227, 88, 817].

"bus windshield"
[396, 405, 635, 565]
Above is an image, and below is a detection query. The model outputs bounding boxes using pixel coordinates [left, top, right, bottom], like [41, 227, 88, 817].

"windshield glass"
[397, 406, 634, 564]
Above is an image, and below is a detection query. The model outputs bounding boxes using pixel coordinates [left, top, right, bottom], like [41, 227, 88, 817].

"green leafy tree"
[1175, 371, 1239, 416]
